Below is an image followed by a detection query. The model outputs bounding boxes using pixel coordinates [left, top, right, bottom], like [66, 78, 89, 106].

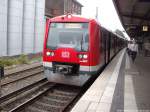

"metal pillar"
[33, 0, 36, 54]
[21, 0, 25, 54]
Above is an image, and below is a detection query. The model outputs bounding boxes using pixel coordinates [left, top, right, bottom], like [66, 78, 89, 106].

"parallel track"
[0, 78, 47, 104]
[1, 66, 43, 87]
[4, 64, 42, 78]
[0, 78, 50, 112]
[0, 83, 81, 112]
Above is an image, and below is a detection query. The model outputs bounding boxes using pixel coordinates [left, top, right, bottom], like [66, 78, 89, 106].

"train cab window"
[47, 22, 89, 51]
[82, 33, 89, 51]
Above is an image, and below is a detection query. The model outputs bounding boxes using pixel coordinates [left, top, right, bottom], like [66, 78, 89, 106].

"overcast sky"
[77, 0, 130, 40]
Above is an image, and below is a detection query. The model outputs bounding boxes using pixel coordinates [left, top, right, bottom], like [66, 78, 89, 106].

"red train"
[43, 14, 125, 86]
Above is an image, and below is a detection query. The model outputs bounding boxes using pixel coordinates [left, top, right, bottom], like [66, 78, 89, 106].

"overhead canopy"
[113, 0, 150, 40]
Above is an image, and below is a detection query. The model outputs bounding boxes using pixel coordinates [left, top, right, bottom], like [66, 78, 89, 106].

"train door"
[99, 28, 104, 66]
[101, 28, 107, 64]
[113, 37, 116, 54]
[109, 33, 114, 59]
[105, 30, 109, 64]
[107, 32, 111, 61]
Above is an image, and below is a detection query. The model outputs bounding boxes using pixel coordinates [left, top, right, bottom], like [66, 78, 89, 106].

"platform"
[71, 48, 150, 112]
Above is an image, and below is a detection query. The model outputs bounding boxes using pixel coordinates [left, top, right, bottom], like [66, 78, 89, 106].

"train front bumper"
[44, 67, 91, 86]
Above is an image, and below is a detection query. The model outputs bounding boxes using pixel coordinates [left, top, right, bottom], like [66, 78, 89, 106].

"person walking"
[130, 40, 138, 62]
[127, 41, 132, 56]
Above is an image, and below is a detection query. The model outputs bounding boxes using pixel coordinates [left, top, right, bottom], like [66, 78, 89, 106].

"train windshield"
[47, 23, 89, 51]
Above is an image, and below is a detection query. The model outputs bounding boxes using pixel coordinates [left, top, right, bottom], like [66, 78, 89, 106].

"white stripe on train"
[43, 62, 102, 72]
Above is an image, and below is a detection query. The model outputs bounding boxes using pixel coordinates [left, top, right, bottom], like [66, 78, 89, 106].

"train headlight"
[46, 51, 51, 56]
[78, 54, 83, 59]
[46, 51, 54, 56]
[78, 54, 88, 59]
[83, 54, 88, 59]
[51, 52, 54, 56]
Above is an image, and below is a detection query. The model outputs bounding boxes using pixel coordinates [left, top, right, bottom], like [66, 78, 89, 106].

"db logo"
[61, 52, 70, 58]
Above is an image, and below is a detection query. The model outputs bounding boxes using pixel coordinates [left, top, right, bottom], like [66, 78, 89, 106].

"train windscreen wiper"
[80, 34, 83, 51]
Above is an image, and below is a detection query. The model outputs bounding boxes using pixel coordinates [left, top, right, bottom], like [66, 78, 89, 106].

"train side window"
[100, 28, 107, 64]
[101, 28, 107, 53]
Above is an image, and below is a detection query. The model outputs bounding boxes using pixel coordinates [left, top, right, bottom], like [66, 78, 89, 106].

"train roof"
[49, 14, 92, 23]
[48, 15, 126, 40]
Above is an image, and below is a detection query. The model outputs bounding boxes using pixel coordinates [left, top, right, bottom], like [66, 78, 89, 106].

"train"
[43, 14, 125, 86]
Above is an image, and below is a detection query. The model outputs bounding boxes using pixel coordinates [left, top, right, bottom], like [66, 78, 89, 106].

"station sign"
[142, 26, 148, 32]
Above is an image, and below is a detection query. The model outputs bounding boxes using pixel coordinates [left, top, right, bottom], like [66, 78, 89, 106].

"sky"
[77, 0, 130, 40]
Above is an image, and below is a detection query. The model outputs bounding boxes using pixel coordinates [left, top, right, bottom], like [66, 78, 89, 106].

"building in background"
[0, 0, 82, 57]
[45, 0, 82, 18]
[0, 0, 45, 57]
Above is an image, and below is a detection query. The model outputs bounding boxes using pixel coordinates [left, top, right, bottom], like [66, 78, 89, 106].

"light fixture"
[46, 51, 54, 56]
[83, 54, 88, 59]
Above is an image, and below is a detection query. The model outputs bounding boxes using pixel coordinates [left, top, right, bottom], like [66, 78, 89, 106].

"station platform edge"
[71, 48, 150, 112]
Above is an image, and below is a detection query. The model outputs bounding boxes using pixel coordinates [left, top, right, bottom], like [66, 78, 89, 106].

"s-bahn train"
[43, 14, 125, 86]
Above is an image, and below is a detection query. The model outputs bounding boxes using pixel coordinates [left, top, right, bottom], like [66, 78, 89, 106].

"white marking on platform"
[124, 53, 138, 110]
[126, 53, 131, 69]
[124, 76, 138, 110]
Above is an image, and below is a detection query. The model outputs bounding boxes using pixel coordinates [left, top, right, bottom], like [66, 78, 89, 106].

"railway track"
[0, 82, 81, 112]
[1, 65, 43, 87]
[4, 64, 42, 77]
[0, 63, 91, 112]
[0, 78, 49, 112]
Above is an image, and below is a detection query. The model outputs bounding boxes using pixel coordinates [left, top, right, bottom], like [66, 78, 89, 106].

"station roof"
[113, 0, 150, 39]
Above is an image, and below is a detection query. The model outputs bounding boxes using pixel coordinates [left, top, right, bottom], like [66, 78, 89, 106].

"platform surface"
[71, 49, 150, 112]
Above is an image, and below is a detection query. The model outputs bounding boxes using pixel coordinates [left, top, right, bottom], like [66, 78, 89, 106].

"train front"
[43, 15, 91, 86]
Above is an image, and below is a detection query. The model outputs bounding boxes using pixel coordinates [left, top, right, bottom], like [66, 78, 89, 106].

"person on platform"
[127, 41, 132, 55]
[130, 40, 138, 62]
